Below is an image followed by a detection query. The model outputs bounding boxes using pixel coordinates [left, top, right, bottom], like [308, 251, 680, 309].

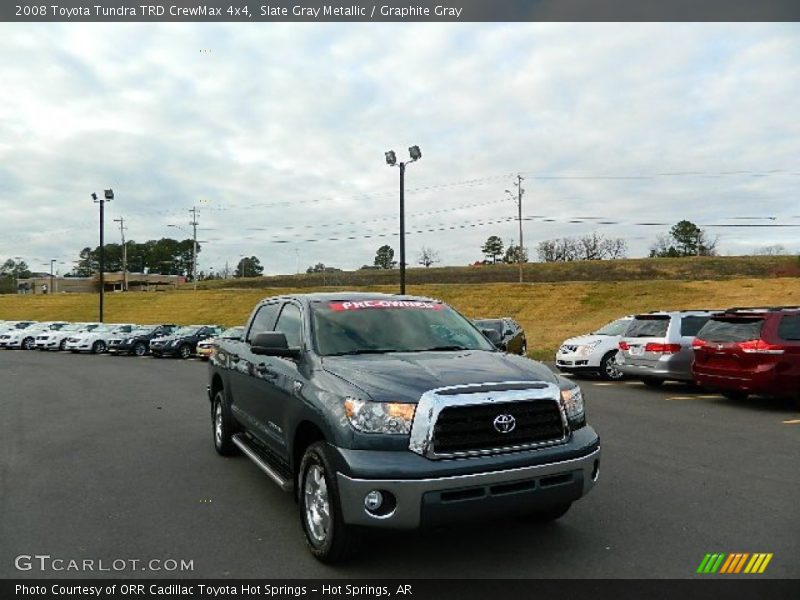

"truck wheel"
[133, 342, 147, 357]
[178, 344, 192, 359]
[529, 502, 572, 522]
[599, 351, 623, 381]
[212, 390, 238, 456]
[299, 442, 359, 564]
[642, 377, 663, 388]
[92, 340, 107, 354]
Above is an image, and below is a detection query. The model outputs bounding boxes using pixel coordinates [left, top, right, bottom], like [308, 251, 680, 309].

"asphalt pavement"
[1, 350, 798, 578]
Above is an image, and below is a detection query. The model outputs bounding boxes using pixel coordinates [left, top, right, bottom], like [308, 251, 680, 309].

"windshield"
[594, 318, 632, 336]
[91, 326, 111, 334]
[311, 300, 495, 356]
[173, 327, 201, 336]
[129, 328, 152, 336]
[15, 322, 35, 329]
[61, 324, 83, 332]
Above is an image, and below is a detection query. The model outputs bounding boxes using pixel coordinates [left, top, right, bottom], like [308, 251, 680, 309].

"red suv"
[692, 307, 800, 401]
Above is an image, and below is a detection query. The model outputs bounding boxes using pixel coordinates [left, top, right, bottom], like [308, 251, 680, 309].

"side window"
[778, 315, 800, 341]
[247, 303, 281, 342]
[681, 316, 709, 337]
[275, 303, 303, 348]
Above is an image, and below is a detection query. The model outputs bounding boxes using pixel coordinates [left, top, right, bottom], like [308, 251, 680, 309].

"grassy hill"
[2, 277, 798, 359]
[196, 255, 799, 290]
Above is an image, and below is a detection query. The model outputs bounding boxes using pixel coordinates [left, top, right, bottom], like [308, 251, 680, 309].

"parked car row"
[0, 320, 244, 359]
[557, 306, 799, 402]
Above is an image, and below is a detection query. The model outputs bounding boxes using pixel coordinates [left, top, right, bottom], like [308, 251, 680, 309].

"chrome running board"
[232, 434, 293, 493]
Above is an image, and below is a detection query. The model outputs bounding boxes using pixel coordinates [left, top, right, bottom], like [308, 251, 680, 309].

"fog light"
[364, 490, 384, 511]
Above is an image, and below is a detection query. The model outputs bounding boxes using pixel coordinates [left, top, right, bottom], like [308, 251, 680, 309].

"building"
[16, 272, 186, 294]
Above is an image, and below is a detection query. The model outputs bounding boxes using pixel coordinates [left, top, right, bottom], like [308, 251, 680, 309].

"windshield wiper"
[329, 348, 400, 356]
[418, 345, 470, 352]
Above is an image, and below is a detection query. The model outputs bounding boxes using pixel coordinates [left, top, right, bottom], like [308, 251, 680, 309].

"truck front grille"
[432, 399, 565, 455]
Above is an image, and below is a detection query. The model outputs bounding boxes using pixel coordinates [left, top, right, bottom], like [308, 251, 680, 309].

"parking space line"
[783, 419, 800, 425]
[624, 381, 644, 385]
[593, 383, 616, 387]
[665, 396, 698, 401]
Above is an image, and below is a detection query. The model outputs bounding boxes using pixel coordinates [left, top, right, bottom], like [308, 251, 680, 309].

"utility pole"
[113, 217, 128, 291]
[189, 206, 199, 291]
[49, 259, 55, 294]
[506, 175, 525, 283]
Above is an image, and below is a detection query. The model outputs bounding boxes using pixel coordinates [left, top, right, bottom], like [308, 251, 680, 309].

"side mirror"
[481, 328, 504, 349]
[504, 329, 514, 337]
[251, 332, 301, 358]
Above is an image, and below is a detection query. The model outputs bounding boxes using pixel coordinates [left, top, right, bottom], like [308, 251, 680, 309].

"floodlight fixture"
[385, 150, 397, 166]
[408, 145, 422, 161]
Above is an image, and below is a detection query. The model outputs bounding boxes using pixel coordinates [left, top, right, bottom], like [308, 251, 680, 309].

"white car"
[555, 316, 633, 381]
[35, 322, 100, 351]
[64, 324, 136, 354]
[0, 321, 41, 349]
[1, 322, 69, 350]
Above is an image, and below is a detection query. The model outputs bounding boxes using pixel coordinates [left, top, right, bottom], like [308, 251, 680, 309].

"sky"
[0, 22, 798, 276]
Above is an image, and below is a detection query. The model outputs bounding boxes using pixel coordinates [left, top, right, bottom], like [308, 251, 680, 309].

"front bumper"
[555, 351, 602, 371]
[333, 427, 600, 529]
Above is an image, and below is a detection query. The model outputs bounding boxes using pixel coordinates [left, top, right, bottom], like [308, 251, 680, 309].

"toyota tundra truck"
[208, 293, 600, 563]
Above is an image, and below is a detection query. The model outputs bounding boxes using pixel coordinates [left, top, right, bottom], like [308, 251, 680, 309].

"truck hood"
[321, 350, 559, 403]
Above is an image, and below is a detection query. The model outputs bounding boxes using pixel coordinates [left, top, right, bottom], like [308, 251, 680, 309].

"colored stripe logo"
[697, 553, 773, 574]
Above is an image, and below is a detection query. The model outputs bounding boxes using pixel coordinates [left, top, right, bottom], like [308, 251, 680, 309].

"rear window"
[625, 316, 669, 338]
[680, 316, 711, 337]
[778, 315, 800, 341]
[697, 318, 763, 342]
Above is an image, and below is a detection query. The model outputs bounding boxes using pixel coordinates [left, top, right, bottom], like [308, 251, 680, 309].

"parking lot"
[1, 350, 798, 579]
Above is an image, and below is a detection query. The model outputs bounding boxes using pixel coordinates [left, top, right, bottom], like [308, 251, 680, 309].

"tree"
[235, 256, 264, 278]
[306, 263, 328, 273]
[0, 258, 32, 294]
[650, 220, 717, 257]
[70, 238, 201, 277]
[503, 244, 529, 264]
[374, 245, 396, 269]
[417, 246, 440, 268]
[756, 244, 788, 256]
[537, 233, 627, 262]
[481, 236, 504, 264]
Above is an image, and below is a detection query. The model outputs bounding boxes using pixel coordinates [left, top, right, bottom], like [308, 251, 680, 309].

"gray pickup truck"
[208, 293, 600, 562]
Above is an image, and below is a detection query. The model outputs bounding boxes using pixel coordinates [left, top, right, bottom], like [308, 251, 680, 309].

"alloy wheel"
[304, 464, 331, 545]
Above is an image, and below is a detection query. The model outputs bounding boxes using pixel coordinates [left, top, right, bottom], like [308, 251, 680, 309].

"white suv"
[555, 316, 633, 380]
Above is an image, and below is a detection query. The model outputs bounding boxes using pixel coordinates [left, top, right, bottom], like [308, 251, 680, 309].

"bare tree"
[417, 246, 441, 268]
[538, 233, 627, 262]
[756, 244, 788, 256]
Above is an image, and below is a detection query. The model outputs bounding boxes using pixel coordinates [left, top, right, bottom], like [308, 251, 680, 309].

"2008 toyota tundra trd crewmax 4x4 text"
[208, 293, 600, 562]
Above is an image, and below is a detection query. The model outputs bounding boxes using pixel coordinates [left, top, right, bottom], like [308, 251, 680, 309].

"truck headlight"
[344, 398, 416, 435]
[560, 386, 585, 420]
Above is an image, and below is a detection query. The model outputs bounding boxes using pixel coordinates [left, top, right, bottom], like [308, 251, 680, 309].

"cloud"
[0, 22, 798, 275]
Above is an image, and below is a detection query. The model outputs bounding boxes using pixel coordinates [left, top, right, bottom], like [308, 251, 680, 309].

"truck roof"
[261, 292, 439, 305]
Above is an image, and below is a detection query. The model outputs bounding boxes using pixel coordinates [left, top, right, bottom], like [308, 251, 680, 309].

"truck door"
[237, 302, 305, 458]
[227, 302, 281, 442]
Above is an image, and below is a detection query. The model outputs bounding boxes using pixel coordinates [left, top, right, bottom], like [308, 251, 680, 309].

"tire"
[91, 340, 107, 354]
[212, 390, 238, 456]
[59, 339, 67, 351]
[721, 390, 749, 401]
[178, 344, 192, 359]
[299, 441, 360, 564]
[529, 502, 572, 522]
[599, 351, 624, 381]
[133, 342, 147, 357]
[642, 377, 663, 388]
[22, 337, 35, 351]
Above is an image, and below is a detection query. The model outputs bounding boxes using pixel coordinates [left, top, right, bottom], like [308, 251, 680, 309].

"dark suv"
[692, 306, 800, 401]
[151, 325, 222, 359]
[108, 324, 177, 356]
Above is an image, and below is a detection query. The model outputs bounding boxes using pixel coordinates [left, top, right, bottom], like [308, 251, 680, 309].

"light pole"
[92, 189, 113, 322]
[385, 145, 422, 295]
[506, 174, 525, 283]
[113, 217, 127, 291]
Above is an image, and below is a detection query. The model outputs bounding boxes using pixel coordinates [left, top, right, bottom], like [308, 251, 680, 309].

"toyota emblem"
[493, 413, 516, 434]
